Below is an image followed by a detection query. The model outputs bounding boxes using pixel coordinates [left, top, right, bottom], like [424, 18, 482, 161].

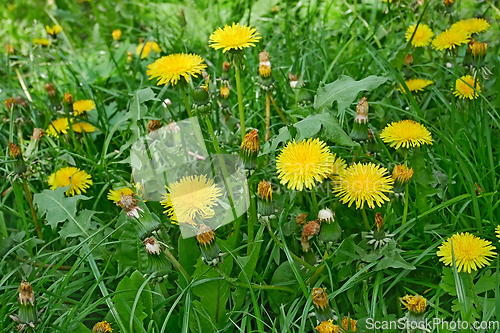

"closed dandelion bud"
[471, 41, 487, 58]
[239, 129, 259, 169]
[315, 319, 341, 333]
[196, 224, 223, 266]
[118, 193, 161, 241]
[192, 87, 213, 116]
[444, 0, 454, 6]
[349, 97, 369, 142]
[177, 8, 187, 28]
[403, 54, 414, 78]
[6, 44, 15, 54]
[45, 82, 56, 97]
[257, 65, 275, 92]
[301, 220, 321, 252]
[15, 96, 28, 108]
[259, 50, 271, 67]
[5, 97, 17, 109]
[10, 281, 38, 330]
[112, 29, 122, 41]
[259, 65, 271, 78]
[127, 51, 133, 62]
[271, 5, 280, 13]
[147, 119, 162, 133]
[9, 142, 27, 175]
[365, 213, 394, 249]
[341, 317, 357, 332]
[392, 164, 413, 196]
[64, 92, 73, 104]
[219, 87, 231, 117]
[221, 61, 231, 85]
[92, 321, 113, 333]
[257, 180, 274, 216]
[289, 73, 300, 89]
[404, 54, 414, 67]
[312, 288, 334, 322]
[318, 208, 341, 244]
[296, 213, 308, 225]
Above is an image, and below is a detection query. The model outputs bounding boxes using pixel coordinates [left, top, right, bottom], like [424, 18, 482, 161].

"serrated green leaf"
[314, 75, 388, 113]
[59, 210, 97, 240]
[293, 112, 356, 146]
[33, 187, 91, 231]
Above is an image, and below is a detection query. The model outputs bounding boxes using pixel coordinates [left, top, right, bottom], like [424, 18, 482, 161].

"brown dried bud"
[222, 61, 230, 72]
[64, 92, 73, 104]
[301, 220, 321, 252]
[5, 98, 17, 109]
[15, 96, 27, 107]
[196, 224, 215, 246]
[143, 237, 161, 255]
[404, 54, 414, 67]
[147, 120, 162, 133]
[311, 288, 329, 311]
[45, 83, 56, 97]
[259, 50, 270, 66]
[296, 213, 308, 225]
[9, 142, 22, 159]
[18, 281, 35, 306]
[355, 97, 369, 123]
[32, 128, 45, 141]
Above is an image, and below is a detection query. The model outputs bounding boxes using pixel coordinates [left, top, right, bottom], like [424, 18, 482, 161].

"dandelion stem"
[311, 187, 319, 216]
[163, 247, 191, 283]
[269, 95, 287, 124]
[234, 60, 246, 141]
[265, 93, 271, 141]
[180, 86, 193, 118]
[266, 224, 315, 271]
[22, 179, 43, 240]
[361, 208, 370, 231]
[402, 183, 409, 224]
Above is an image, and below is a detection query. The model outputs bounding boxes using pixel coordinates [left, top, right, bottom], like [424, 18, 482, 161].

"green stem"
[247, 183, 256, 255]
[234, 62, 246, 141]
[22, 179, 43, 240]
[266, 224, 315, 271]
[180, 86, 193, 118]
[163, 247, 191, 283]
[310, 187, 319, 216]
[402, 183, 409, 224]
[219, 269, 294, 293]
[361, 208, 370, 231]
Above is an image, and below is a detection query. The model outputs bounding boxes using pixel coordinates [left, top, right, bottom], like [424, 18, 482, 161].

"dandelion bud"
[392, 164, 413, 196]
[259, 65, 271, 78]
[296, 213, 308, 225]
[177, 8, 187, 28]
[289, 73, 299, 89]
[444, 0, 454, 5]
[365, 213, 394, 249]
[375, 212, 384, 232]
[9, 281, 38, 330]
[318, 208, 341, 244]
[221, 61, 231, 85]
[143, 236, 170, 274]
[5, 44, 15, 54]
[257, 63, 275, 92]
[400, 294, 427, 326]
[312, 288, 335, 322]
[46, 25, 62, 38]
[118, 194, 160, 241]
[239, 129, 259, 169]
[404, 54, 414, 67]
[259, 50, 271, 66]
[92, 321, 113, 333]
[257, 180, 274, 216]
[220, 86, 230, 100]
[5, 97, 17, 109]
[45, 82, 56, 97]
[301, 220, 320, 252]
[15, 96, 27, 108]
[64, 92, 73, 104]
[403, 55, 414, 78]
[315, 319, 340, 333]
[9, 142, 27, 175]
[192, 86, 213, 116]
[147, 119, 162, 133]
[341, 317, 357, 332]
[471, 41, 487, 59]
[112, 29, 122, 41]
[127, 51, 133, 62]
[349, 97, 369, 142]
[118, 193, 143, 219]
[271, 5, 280, 13]
[196, 224, 223, 266]
[162, 98, 172, 108]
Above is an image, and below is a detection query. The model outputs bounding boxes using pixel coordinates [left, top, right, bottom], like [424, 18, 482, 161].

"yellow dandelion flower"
[400, 294, 427, 314]
[432, 29, 470, 51]
[48, 166, 93, 196]
[160, 175, 222, 224]
[33, 38, 50, 46]
[380, 120, 433, 149]
[436, 232, 496, 273]
[398, 79, 434, 93]
[45, 25, 62, 37]
[92, 321, 113, 333]
[136, 41, 161, 59]
[451, 18, 490, 35]
[341, 317, 357, 332]
[112, 29, 122, 41]
[147, 53, 206, 86]
[325, 154, 347, 180]
[46, 118, 70, 137]
[453, 75, 480, 100]
[315, 319, 341, 333]
[72, 122, 96, 133]
[333, 162, 393, 209]
[73, 100, 96, 115]
[405, 24, 434, 47]
[496, 225, 500, 240]
[107, 187, 134, 203]
[392, 164, 414, 185]
[276, 138, 334, 191]
[209, 22, 261, 53]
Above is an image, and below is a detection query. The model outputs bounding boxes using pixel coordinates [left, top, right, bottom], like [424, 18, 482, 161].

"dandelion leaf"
[294, 112, 356, 146]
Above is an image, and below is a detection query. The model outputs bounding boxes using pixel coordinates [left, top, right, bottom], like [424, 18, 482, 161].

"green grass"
[1, 0, 500, 332]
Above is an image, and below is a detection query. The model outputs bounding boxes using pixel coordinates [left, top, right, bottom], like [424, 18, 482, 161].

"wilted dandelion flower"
[341, 317, 357, 332]
[453, 75, 480, 100]
[160, 175, 222, 224]
[398, 79, 433, 93]
[400, 294, 427, 314]
[107, 188, 134, 203]
[405, 24, 434, 47]
[73, 100, 96, 115]
[333, 163, 393, 209]
[432, 29, 470, 50]
[276, 138, 334, 191]
[315, 320, 341, 333]
[209, 23, 260, 53]
[451, 18, 490, 35]
[392, 164, 414, 186]
[46, 118, 70, 137]
[48, 166, 93, 196]
[92, 321, 113, 333]
[380, 120, 433, 149]
[436, 232, 496, 273]
[136, 41, 161, 59]
[72, 122, 96, 133]
[33, 38, 50, 46]
[470, 41, 487, 58]
[147, 53, 206, 86]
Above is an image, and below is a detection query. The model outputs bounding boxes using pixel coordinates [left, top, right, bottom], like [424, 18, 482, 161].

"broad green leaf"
[70, 323, 93, 333]
[293, 112, 356, 146]
[33, 187, 91, 231]
[178, 234, 200, 277]
[314, 75, 388, 113]
[266, 261, 302, 314]
[113, 215, 148, 276]
[111, 270, 152, 332]
[59, 210, 97, 240]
